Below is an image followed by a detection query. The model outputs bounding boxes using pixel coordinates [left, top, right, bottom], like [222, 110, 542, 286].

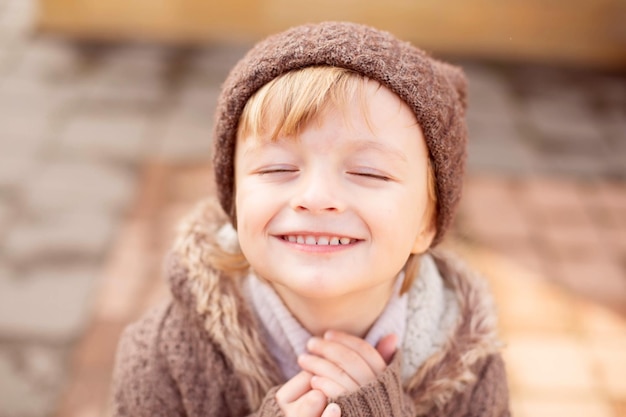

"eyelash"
[350, 172, 391, 181]
[257, 168, 298, 175]
[256, 168, 391, 181]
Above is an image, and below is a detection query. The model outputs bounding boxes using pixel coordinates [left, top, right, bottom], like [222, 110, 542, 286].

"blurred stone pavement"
[0, 0, 625, 416]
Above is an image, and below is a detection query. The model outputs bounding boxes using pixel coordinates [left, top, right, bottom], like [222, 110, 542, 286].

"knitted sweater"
[111, 199, 510, 416]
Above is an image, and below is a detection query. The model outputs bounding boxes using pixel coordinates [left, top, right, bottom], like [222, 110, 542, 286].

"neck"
[272, 281, 396, 337]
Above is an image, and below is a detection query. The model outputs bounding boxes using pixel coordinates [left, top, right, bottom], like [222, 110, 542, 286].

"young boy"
[112, 22, 510, 417]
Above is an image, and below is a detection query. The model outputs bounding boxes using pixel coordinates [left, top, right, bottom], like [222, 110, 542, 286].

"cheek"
[235, 185, 278, 238]
[376, 186, 430, 247]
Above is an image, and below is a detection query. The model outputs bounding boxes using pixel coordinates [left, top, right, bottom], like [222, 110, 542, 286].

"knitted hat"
[212, 21, 468, 247]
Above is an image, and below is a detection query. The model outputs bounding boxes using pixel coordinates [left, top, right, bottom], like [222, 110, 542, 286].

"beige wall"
[37, 0, 626, 68]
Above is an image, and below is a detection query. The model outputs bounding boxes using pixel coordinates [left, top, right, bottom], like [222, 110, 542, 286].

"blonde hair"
[238, 66, 369, 141]
[234, 66, 437, 293]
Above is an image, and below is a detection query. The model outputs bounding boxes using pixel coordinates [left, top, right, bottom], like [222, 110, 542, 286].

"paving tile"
[174, 80, 220, 120]
[538, 215, 605, 259]
[522, 95, 605, 153]
[520, 176, 584, 208]
[595, 74, 626, 106]
[95, 220, 151, 321]
[496, 275, 578, 335]
[466, 127, 536, 174]
[0, 265, 98, 340]
[532, 152, 615, 179]
[0, 198, 10, 234]
[0, 344, 68, 417]
[458, 247, 577, 334]
[486, 241, 549, 277]
[157, 202, 196, 248]
[125, 163, 169, 218]
[0, 42, 17, 74]
[3, 213, 115, 265]
[464, 62, 514, 106]
[22, 161, 136, 216]
[589, 337, 626, 400]
[59, 110, 151, 163]
[510, 64, 579, 97]
[603, 107, 626, 145]
[165, 164, 215, 203]
[72, 321, 127, 372]
[0, 152, 40, 190]
[587, 181, 626, 228]
[0, 263, 13, 280]
[503, 334, 597, 394]
[97, 45, 171, 76]
[577, 301, 626, 339]
[187, 44, 249, 80]
[83, 47, 169, 104]
[549, 257, 626, 313]
[595, 226, 626, 263]
[85, 73, 166, 105]
[462, 175, 518, 204]
[0, 0, 35, 36]
[141, 274, 169, 313]
[514, 396, 616, 417]
[2, 64, 85, 99]
[0, 95, 55, 140]
[54, 369, 111, 417]
[13, 39, 84, 80]
[153, 109, 213, 162]
[458, 176, 535, 245]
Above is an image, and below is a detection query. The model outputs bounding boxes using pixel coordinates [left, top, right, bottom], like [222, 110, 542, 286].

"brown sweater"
[111, 199, 510, 416]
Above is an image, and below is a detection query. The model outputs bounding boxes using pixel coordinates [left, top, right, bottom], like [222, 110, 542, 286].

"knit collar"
[244, 253, 457, 381]
[244, 270, 407, 380]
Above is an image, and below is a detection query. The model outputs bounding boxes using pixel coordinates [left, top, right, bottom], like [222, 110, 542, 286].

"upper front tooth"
[330, 237, 339, 245]
[339, 237, 351, 245]
[297, 236, 305, 244]
[305, 236, 317, 245]
[317, 236, 329, 245]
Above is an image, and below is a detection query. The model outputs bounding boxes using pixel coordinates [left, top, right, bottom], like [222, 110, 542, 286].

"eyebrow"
[349, 140, 408, 163]
[240, 139, 290, 158]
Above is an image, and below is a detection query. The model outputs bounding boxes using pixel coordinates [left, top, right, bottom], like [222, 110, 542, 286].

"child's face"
[234, 79, 435, 305]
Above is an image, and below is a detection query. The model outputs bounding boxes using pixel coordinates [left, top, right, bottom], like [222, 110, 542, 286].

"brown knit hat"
[212, 21, 468, 247]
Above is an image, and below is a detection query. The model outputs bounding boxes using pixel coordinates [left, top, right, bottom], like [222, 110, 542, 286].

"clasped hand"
[275, 331, 397, 417]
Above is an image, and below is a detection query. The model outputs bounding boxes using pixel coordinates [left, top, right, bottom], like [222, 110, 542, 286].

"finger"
[298, 353, 360, 391]
[376, 333, 398, 364]
[321, 331, 388, 375]
[321, 402, 341, 417]
[275, 371, 313, 405]
[311, 375, 349, 399]
[291, 389, 327, 417]
[306, 336, 379, 384]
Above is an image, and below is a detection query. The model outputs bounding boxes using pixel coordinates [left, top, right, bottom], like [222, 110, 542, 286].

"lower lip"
[274, 236, 360, 253]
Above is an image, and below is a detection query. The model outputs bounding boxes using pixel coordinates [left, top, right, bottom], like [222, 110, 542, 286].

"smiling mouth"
[280, 235, 358, 246]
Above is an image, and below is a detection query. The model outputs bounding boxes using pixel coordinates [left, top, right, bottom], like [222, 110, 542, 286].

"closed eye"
[349, 171, 392, 181]
[257, 167, 299, 175]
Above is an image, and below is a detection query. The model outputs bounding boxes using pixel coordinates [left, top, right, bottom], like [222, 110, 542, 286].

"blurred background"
[0, 0, 625, 416]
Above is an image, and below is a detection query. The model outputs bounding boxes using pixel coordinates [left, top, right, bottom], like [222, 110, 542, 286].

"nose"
[290, 170, 346, 213]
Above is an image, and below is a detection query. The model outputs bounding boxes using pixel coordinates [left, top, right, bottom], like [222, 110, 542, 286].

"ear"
[410, 221, 436, 254]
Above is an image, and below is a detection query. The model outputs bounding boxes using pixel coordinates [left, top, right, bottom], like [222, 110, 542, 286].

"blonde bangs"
[237, 66, 366, 142]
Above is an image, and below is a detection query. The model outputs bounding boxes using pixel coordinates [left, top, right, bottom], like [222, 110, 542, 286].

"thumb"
[376, 334, 398, 364]
[321, 402, 341, 417]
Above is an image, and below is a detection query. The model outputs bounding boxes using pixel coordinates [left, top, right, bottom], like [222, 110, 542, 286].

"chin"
[276, 275, 351, 299]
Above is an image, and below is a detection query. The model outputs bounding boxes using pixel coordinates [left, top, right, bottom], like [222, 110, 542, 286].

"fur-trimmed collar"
[167, 198, 502, 415]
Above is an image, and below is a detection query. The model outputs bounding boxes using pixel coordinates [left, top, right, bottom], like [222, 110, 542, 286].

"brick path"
[0, 0, 625, 416]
